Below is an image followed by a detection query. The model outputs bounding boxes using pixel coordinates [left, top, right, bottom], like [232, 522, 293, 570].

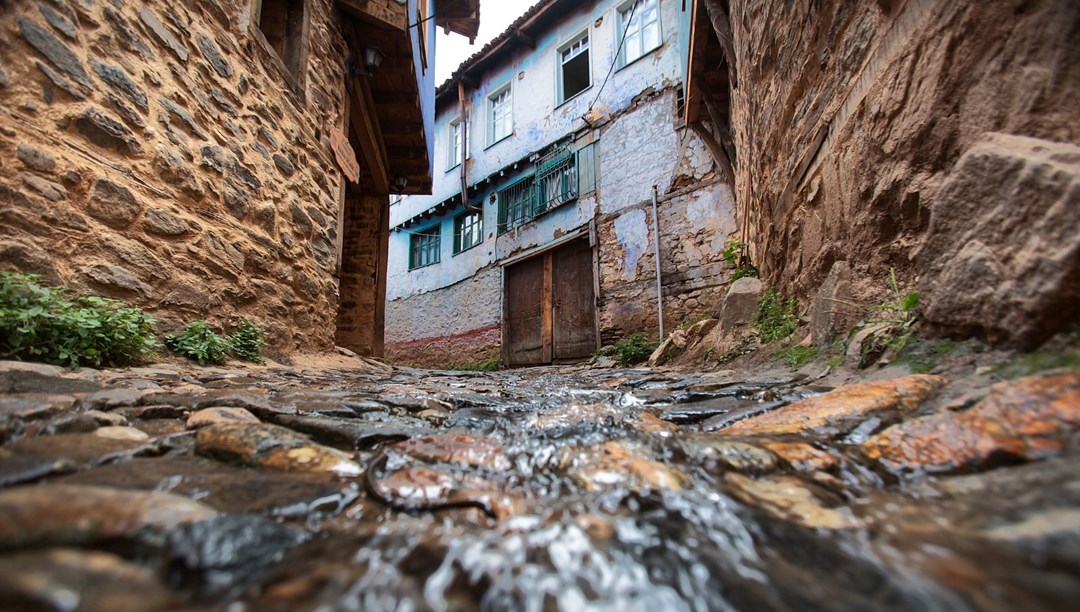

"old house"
[386, 0, 736, 367]
[0, 0, 479, 357]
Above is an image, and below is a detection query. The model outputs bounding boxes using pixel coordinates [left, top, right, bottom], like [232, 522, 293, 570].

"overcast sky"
[434, 0, 537, 85]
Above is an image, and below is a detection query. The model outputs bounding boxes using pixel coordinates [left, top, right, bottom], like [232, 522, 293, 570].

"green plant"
[229, 318, 266, 364]
[777, 345, 818, 368]
[165, 320, 232, 365]
[0, 272, 157, 368]
[754, 289, 798, 343]
[850, 270, 921, 367]
[722, 239, 759, 281]
[612, 332, 658, 365]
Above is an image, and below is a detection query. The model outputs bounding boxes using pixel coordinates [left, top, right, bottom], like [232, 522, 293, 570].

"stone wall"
[595, 90, 736, 345]
[0, 0, 349, 354]
[727, 0, 1080, 347]
[384, 266, 502, 366]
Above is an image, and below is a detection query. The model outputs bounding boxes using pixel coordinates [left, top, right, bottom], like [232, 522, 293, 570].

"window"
[454, 211, 483, 254]
[558, 32, 591, 104]
[257, 0, 308, 79]
[497, 148, 579, 235]
[488, 85, 512, 145]
[498, 176, 534, 234]
[448, 115, 469, 170]
[409, 225, 441, 270]
[619, 0, 661, 68]
[577, 141, 597, 196]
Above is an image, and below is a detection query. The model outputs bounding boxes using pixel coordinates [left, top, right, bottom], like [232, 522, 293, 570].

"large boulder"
[919, 133, 1080, 348]
[711, 276, 763, 332]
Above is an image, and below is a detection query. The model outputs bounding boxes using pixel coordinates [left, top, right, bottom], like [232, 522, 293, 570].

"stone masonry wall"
[384, 266, 502, 366]
[596, 90, 736, 345]
[727, 0, 1080, 346]
[0, 0, 349, 355]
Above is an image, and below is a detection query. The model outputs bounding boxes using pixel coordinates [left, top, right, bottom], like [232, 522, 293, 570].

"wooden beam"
[515, 30, 535, 49]
[542, 252, 553, 364]
[336, 0, 406, 30]
[349, 76, 389, 194]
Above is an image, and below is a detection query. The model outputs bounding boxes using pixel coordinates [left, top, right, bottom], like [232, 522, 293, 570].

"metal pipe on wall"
[652, 185, 665, 339]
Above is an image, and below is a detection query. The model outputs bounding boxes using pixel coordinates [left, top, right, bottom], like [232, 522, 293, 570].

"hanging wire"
[586, 0, 639, 116]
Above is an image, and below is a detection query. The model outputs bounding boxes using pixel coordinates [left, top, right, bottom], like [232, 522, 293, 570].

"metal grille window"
[454, 211, 483, 254]
[497, 176, 535, 234]
[619, 0, 661, 67]
[409, 226, 441, 270]
[489, 86, 512, 144]
[535, 150, 578, 214]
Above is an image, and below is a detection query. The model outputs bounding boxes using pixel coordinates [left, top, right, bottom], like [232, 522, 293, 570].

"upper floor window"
[448, 115, 469, 170]
[619, 0, 661, 68]
[497, 148, 579, 235]
[256, 0, 309, 81]
[454, 210, 483, 254]
[488, 85, 513, 145]
[409, 225, 441, 270]
[558, 32, 591, 104]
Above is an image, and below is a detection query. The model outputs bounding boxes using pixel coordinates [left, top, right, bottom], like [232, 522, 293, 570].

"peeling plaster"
[613, 208, 649, 280]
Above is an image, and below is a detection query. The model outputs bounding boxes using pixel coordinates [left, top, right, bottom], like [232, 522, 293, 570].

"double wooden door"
[503, 239, 597, 367]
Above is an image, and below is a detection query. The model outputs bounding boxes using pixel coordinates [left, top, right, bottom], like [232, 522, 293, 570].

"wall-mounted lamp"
[391, 175, 409, 192]
[352, 46, 385, 78]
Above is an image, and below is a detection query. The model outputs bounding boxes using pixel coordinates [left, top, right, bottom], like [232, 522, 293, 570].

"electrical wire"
[586, 0, 638, 116]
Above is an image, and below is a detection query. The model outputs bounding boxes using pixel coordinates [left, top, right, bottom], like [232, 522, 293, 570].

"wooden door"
[503, 238, 597, 367]
[552, 239, 596, 361]
[503, 254, 547, 367]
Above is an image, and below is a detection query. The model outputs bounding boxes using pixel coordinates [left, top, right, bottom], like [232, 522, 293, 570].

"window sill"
[446, 162, 461, 173]
[556, 85, 593, 110]
[408, 261, 440, 271]
[615, 43, 664, 74]
[452, 241, 484, 257]
[485, 133, 514, 151]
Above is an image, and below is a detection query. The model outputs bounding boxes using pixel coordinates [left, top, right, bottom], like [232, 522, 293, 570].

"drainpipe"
[652, 185, 664, 339]
[458, 80, 481, 213]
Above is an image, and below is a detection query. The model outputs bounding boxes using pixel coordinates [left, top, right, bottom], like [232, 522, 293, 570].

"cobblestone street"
[1, 349, 1077, 610]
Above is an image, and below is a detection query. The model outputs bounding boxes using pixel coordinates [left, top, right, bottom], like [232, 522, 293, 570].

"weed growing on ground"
[0, 272, 157, 368]
[229, 318, 267, 364]
[722, 239, 759, 281]
[852, 270, 920, 366]
[754, 289, 798, 343]
[777, 345, 819, 369]
[448, 356, 501, 371]
[166, 320, 232, 366]
[610, 332, 658, 365]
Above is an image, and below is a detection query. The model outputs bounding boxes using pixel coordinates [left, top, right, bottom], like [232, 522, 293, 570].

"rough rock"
[920, 133, 1080, 349]
[34, 59, 86, 99]
[18, 16, 92, 88]
[187, 407, 260, 429]
[16, 143, 57, 173]
[20, 172, 66, 201]
[391, 433, 511, 471]
[0, 548, 177, 611]
[91, 60, 147, 110]
[73, 107, 140, 154]
[674, 436, 779, 474]
[861, 371, 1080, 475]
[724, 473, 860, 530]
[712, 276, 763, 331]
[195, 422, 362, 477]
[38, 3, 78, 39]
[761, 441, 840, 472]
[0, 484, 216, 549]
[715, 374, 946, 438]
[143, 207, 191, 236]
[196, 34, 232, 78]
[139, 8, 189, 61]
[810, 261, 854, 347]
[94, 425, 151, 441]
[560, 440, 688, 492]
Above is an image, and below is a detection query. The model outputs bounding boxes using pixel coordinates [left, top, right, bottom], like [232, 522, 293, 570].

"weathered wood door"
[504, 254, 547, 367]
[552, 239, 596, 361]
[503, 239, 596, 367]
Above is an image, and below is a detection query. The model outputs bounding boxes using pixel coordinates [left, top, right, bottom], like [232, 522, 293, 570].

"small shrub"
[166, 320, 232, 366]
[722, 239, 759, 281]
[754, 289, 798, 343]
[229, 318, 266, 364]
[777, 345, 818, 369]
[612, 332, 658, 365]
[0, 272, 157, 368]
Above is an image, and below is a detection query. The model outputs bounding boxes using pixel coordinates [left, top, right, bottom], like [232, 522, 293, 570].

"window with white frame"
[558, 32, 591, 104]
[448, 115, 468, 169]
[453, 210, 483, 254]
[488, 85, 512, 145]
[619, 0, 661, 68]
